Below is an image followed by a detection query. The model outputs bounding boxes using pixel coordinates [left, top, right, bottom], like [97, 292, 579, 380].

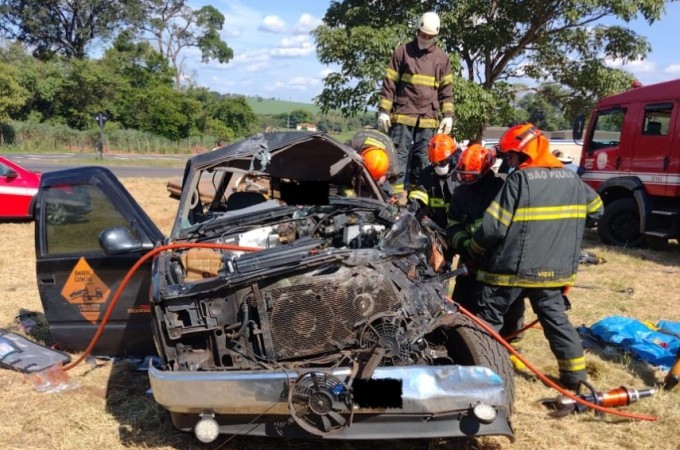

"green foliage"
[314, 0, 670, 135]
[0, 62, 27, 122]
[0, 0, 138, 59]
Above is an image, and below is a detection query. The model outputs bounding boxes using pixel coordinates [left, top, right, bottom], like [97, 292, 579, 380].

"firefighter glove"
[378, 113, 391, 134]
[438, 117, 453, 135]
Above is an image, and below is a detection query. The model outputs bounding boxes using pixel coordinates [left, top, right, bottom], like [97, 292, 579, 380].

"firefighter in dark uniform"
[465, 123, 604, 389]
[408, 133, 460, 230]
[448, 143, 525, 369]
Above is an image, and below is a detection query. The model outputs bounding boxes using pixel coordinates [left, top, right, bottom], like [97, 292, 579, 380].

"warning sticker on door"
[61, 257, 111, 323]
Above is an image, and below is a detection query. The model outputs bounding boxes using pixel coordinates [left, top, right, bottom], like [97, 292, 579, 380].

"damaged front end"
[148, 133, 513, 441]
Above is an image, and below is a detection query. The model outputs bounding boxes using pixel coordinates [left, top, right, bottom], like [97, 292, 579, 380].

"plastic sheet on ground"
[578, 316, 680, 370]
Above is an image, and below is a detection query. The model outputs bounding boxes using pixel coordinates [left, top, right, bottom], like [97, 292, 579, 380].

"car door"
[34, 167, 165, 356]
[0, 158, 35, 218]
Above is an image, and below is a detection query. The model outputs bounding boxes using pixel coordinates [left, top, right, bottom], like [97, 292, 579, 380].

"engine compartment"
[153, 201, 452, 373]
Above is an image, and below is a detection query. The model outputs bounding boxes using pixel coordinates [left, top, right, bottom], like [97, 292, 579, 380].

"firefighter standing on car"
[408, 133, 460, 229]
[448, 144, 525, 369]
[465, 123, 604, 389]
[377, 11, 454, 195]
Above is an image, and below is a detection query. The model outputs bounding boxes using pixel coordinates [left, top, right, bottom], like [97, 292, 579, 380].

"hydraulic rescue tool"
[539, 381, 655, 418]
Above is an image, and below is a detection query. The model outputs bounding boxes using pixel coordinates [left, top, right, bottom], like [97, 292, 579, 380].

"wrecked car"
[33, 131, 514, 442]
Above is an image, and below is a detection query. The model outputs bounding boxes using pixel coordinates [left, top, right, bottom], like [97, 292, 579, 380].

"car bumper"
[149, 364, 512, 439]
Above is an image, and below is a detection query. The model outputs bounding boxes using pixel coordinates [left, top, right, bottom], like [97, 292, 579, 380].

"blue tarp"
[578, 316, 680, 370]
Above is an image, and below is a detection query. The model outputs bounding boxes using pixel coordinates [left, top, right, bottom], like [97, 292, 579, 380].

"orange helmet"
[455, 144, 496, 184]
[361, 147, 389, 181]
[428, 133, 457, 164]
[497, 123, 553, 167]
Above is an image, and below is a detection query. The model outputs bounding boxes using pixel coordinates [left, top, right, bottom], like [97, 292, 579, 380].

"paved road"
[4, 153, 185, 178]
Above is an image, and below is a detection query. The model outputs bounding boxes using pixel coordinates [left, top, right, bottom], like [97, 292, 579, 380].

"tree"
[0, 62, 27, 143]
[140, 0, 233, 89]
[0, 0, 139, 59]
[315, 0, 668, 139]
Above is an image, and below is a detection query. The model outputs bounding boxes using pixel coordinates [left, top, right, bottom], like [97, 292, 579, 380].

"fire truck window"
[589, 108, 624, 151]
[642, 103, 672, 136]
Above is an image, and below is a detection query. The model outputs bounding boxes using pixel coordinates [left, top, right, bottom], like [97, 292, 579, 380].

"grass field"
[245, 96, 321, 115]
[1, 177, 680, 449]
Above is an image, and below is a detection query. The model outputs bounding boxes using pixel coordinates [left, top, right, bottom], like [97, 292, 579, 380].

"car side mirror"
[4, 169, 18, 179]
[99, 226, 144, 255]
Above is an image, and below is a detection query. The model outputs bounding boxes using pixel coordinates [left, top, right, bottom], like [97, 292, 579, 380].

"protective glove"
[438, 117, 453, 135]
[377, 112, 392, 134]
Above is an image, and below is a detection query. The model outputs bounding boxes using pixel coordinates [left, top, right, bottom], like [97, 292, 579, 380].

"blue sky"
[187, 0, 680, 104]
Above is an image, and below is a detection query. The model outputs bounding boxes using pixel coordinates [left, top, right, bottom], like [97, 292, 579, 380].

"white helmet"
[419, 12, 440, 35]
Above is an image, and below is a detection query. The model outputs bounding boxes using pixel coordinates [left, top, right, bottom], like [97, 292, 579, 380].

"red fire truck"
[574, 78, 680, 247]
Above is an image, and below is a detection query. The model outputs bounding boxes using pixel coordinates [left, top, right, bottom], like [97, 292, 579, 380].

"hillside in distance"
[245, 96, 321, 115]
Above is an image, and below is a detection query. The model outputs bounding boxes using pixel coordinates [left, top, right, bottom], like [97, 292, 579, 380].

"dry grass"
[1, 178, 680, 449]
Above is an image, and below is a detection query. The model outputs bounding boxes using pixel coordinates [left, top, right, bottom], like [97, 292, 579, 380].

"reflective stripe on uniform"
[476, 270, 577, 288]
[385, 67, 399, 81]
[486, 201, 513, 227]
[439, 73, 453, 86]
[392, 183, 405, 194]
[468, 238, 486, 258]
[450, 230, 469, 249]
[400, 73, 437, 88]
[557, 356, 586, 372]
[409, 190, 428, 204]
[514, 205, 587, 221]
[364, 136, 386, 150]
[393, 114, 438, 128]
[587, 195, 603, 213]
[429, 197, 445, 208]
[441, 102, 454, 114]
[379, 99, 393, 111]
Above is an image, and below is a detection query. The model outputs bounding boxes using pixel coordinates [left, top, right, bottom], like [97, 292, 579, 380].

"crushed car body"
[33, 132, 514, 441]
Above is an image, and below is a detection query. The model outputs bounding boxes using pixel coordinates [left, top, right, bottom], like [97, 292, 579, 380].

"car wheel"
[46, 202, 68, 225]
[597, 198, 645, 247]
[427, 314, 515, 413]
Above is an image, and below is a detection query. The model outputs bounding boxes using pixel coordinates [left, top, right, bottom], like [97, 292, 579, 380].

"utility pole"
[92, 112, 108, 160]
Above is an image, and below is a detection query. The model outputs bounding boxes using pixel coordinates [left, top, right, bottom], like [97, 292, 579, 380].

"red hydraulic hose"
[502, 318, 540, 341]
[451, 299, 658, 422]
[64, 242, 260, 371]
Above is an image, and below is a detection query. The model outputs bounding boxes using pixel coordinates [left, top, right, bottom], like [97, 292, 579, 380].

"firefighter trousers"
[455, 276, 525, 344]
[475, 284, 587, 387]
[389, 123, 435, 190]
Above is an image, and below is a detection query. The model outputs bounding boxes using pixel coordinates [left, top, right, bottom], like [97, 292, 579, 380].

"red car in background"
[0, 155, 41, 219]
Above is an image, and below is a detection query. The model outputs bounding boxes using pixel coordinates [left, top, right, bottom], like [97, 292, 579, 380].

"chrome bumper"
[149, 364, 507, 415]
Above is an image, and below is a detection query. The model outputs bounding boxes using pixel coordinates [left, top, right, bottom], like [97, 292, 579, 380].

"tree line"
[0, 0, 671, 151]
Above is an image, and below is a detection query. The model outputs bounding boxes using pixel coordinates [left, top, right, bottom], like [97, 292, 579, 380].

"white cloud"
[293, 13, 322, 34]
[259, 15, 287, 34]
[270, 35, 315, 57]
[219, 49, 272, 70]
[664, 64, 680, 74]
[318, 68, 333, 78]
[605, 58, 656, 74]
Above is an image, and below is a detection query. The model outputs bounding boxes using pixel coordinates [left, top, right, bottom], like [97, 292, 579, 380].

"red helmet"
[428, 133, 457, 164]
[361, 147, 389, 181]
[455, 144, 496, 184]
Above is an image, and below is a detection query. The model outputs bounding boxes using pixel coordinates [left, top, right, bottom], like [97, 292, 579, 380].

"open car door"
[34, 167, 164, 356]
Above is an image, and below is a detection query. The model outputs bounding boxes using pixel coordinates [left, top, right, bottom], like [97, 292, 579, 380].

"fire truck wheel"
[597, 197, 645, 247]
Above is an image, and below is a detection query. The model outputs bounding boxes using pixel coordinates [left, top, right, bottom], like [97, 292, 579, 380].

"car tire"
[597, 197, 645, 247]
[46, 202, 68, 225]
[428, 314, 515, 413]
